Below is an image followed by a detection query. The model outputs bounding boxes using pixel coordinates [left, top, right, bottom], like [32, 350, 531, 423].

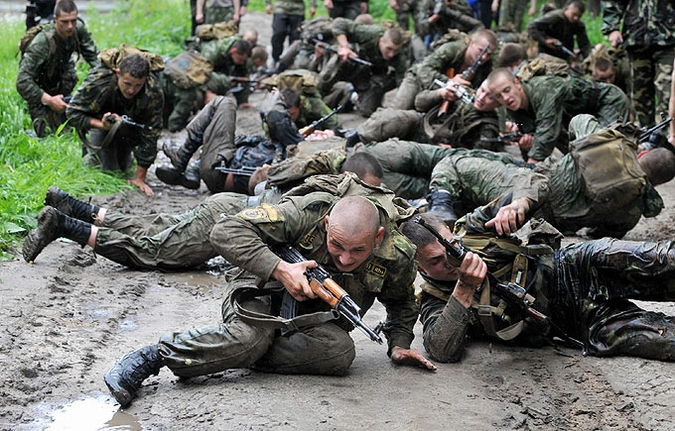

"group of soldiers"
[16, 0, 675, 410]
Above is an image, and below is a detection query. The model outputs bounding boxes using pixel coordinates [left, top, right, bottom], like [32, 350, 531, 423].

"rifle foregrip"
[309, 279, 339, 308]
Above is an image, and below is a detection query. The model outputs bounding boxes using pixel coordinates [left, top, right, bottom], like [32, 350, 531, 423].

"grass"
[0, 0, 606, 260]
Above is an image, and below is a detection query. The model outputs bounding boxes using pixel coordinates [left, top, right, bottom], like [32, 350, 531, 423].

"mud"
[1, 11, 675, 431]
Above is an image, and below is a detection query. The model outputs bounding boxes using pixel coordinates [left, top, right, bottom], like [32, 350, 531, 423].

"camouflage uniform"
[199, 35, 252, 105]
[602, 0, 675, 128]
[326, 0, 363, 20]
[526, 8, 592, 61]
[319, 18, 408, 117]
[497, 0, 531, 32]
[392, 38, 492, 111]
[267, 0, 317, 62]
[420, 199, 675, 363]
[296, 94, 342, 131]
[94, 193, 249, 270]
[157, 190, 419, 377]
[66, 64, 163, 172]
[202, 0, 238, 24]
[16, 19, 99, 137]
[507, 74, 631, 161]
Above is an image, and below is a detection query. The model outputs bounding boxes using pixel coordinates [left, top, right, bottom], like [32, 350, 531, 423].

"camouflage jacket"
[66, 66, 163, 168]
[265, 0, 317, 15]
[296, 94, 342, 131]
[601, 0, 675, 48]
[210, 190, 420, 352]
[199, 35, 249, 80]
[415, 39, 492, 90]
[526, 9, 592, 60]
[331, 18, 408, 85]
[16, 19, 99, 106]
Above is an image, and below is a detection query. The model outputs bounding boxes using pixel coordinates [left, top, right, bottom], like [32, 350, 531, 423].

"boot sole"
[103, 372, 134, 408]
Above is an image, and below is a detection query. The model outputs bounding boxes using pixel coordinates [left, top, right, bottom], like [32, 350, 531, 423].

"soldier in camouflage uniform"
[403, 207, 675, 364]
[426, 0, 485, 42]
[319, 18, 408, 117]
[198, 37, 253, 107]
[526, 0, 591, 62]
[496, 0, 536, 32]
[392, 29, 497, 111]
[16, 0, 99, 137]
[486, 67, 632, 162]
[103, 192, 436, 408]
[324, 0, 366, 20]
[602, 0, 675, 128]
[196, 0, 241, 26]
[266, 0, 317, 63]
[66, 53, 163, 197]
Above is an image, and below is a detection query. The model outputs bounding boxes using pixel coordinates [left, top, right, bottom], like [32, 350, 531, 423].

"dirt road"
[2, 11, 675, 431]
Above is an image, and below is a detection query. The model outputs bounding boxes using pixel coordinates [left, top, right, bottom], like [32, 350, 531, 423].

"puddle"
[43, 393, 141, 431]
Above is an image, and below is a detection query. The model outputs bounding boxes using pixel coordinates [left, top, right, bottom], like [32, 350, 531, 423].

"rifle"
[553, 41, 576, 59]
[639, 116, 675, 144]
[214, 165, 258, 176]
[105, 115, 153, 131]
[480, 131, 523, 144]
[272, 244, 384, 344]
[413, 216, 585, 350]
[312, 39, 374, 68]
[438, 43, 491, 116]
[298, 104, 343, 137]
[432, 79, 475, 105]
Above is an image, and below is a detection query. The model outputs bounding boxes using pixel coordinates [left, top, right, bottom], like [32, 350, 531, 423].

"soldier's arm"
[527, 84, 567, 161]
[419, 292, 474, 363]
[575, 21, 592, 59]
[600, 0, 624, 46]
[16, 33, 51, 106]
[65, 66, 115, 130]
[416, 41, 465, 89]
[76, 22, 100, 68]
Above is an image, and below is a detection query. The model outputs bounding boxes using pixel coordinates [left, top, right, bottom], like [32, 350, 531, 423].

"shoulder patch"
[239, 203, 280, 222]
[365, 262, 387, 278]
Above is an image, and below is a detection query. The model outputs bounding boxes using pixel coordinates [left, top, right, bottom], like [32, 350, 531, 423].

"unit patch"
[240, 203, 279, 222]
[365, 262, 387, 278]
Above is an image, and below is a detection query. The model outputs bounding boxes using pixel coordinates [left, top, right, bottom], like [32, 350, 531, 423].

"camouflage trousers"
[94, 193, 248, 270]
[628, 46, 675, 128]
[327, 0, 362, 20]
[498, 0, 529, 32]
[158, 276, 356, 377]
[390, 71, 423, 112]
[204, 4, 235, 24]
[554, 238, 675, 360]
[356, 107, 428, 144]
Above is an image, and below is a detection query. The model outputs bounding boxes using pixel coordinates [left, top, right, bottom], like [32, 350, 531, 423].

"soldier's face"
[54, 11, 78, 40]
[324, 216, 383, 272]
[592, 67, 616, 84]
[474, 82, 499, 111]
[416, 227, 459, 282]
[467, 38, 493, 66]
[379, 37, 401, 61]
[230, 49, 249, 65]
[564, 6, 583, 23]
[489, 75, 525, 111]
[116, 71, 146, 100]
[287, 105, 301, 122]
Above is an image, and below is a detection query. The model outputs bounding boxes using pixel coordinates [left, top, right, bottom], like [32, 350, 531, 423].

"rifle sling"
[231, 286, 340, 333]
[475, 277, 526, 341]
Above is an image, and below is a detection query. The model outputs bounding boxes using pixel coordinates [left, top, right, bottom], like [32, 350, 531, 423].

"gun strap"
[475, 278, 525, 341]
[231, 286, 340, 333]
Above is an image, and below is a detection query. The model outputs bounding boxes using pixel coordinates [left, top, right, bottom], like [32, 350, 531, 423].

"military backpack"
[163, 51, 213, 89]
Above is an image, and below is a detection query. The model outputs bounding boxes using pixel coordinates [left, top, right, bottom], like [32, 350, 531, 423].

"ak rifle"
[299, 104, 343, 137]
[272, 244, 384, 344]
[480, 131, 523, 144]
[312, 39, 374, 67]
[553, 41, 576, 59]
[214, 165, 258, 177]
[433, 79, 475, 105]
[105, 115, 153, 131]
[438, 43, 490, 116]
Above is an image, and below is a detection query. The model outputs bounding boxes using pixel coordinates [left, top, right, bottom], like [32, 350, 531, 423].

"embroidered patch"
[300, 233, 315, 247]
[240, 203, 279, 222]
[365, 262, 386, 278]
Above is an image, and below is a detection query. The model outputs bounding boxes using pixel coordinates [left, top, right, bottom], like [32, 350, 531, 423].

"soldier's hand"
[453, 252, 487, 307]
[51, 95, 69, 113]
[609, 31, 623, 48]
[485, 197, 531, 236]
[545, 38, 560, 50]
[128, 178, 154, 197]
[273, 260, 318, 301]
[390, 346, 437, 371]
[323, 0, 334, 9]
[517, 133, 533, 151]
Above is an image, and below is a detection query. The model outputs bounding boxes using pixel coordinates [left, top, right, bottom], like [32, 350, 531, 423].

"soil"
[2, 11, 675, 431]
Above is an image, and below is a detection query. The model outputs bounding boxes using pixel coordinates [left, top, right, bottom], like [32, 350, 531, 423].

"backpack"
[195, 20, 239, 41]
[569, 129, 647, 211]
[18, 23, 51, 56]
[263, 69, 319, 95]
[163, 51, 213, 89]
[98, 43, 165, 72]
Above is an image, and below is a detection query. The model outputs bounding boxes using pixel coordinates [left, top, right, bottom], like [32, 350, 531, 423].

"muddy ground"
[2, 11, 675, 431]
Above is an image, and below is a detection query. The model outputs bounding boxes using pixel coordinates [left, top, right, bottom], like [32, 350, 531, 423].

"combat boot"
[426, 190, 461, 227]
[44, 186, 100, 223]
[22, 206, 92, 263]
[163, 139, 197, 172]
[104, 344, 164, 408]
[155, 159, 201, 190]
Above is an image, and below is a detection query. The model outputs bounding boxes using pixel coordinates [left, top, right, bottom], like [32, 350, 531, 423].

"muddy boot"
[426, 190, 460, 227]
[163, 139, 197, 171]
[156, 159, 201, 189]
[104, 344, 164, 408]
[22, 206, 92, 263]
[44, 186, 100, 223]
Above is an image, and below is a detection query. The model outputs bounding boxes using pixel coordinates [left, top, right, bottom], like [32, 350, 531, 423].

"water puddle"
[43, 393, 141, 431]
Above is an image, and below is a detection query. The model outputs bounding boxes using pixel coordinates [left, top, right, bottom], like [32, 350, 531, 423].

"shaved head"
[328, 196, 380, 237]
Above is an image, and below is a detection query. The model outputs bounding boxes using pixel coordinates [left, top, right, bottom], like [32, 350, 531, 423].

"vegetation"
[0, 0, 606, 260]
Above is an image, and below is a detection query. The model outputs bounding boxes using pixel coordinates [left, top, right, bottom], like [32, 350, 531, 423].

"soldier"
[196, 0, 241, 26]
[391, 29, 497, 111]
[486, 67, 632, 162]
[526, 0, 591, 62]
[16, 0, 99, 137]
[198, 37, 254, 107]
[426, 0, 485, 43]
[66, 52, 163, 197]
[324, 0, 367, 20]
[266, 0, 317, 64]
[602, 0, 675, 128]
[103, 193, 435, 408]
[495, 0, 536, 32]
[581, 43, 630, 96]
[402, 209, 675, 364]
[318, 18, 407, 117]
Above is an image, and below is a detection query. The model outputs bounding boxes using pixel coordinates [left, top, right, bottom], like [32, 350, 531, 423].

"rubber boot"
[104, 344, 164, 408]
[426, 190, 460, 227]
[22, 206, 92, 263]
[44, 186, 100, 223]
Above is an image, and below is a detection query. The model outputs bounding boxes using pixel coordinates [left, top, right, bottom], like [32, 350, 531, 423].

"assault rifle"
[272, 244, 384, 344]
[480, 131, 523, 144]
[298, 104, 343, 137]
[432, 79, 475, 105]
[638, 115, 675, 144]
[413, 216, 585, 350]
[312, 39, 374, 67]
[105, 115, 153, 131]
[214, 164, 258, 177]
[553, 41, 576, 59]
[438, 43, 490, 116]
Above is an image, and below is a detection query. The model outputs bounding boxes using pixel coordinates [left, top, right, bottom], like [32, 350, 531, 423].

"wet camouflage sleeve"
[415, 40, 467, 89]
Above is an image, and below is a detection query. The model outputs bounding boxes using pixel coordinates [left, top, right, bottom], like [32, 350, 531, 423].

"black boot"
[155, 159, 201, 190]
[104, 345, 164, 408]
[163, 139, 198, 172]
[22, 206, 92, 263]
[426, 190, 461, 227]
[44, 186, 100, 223]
